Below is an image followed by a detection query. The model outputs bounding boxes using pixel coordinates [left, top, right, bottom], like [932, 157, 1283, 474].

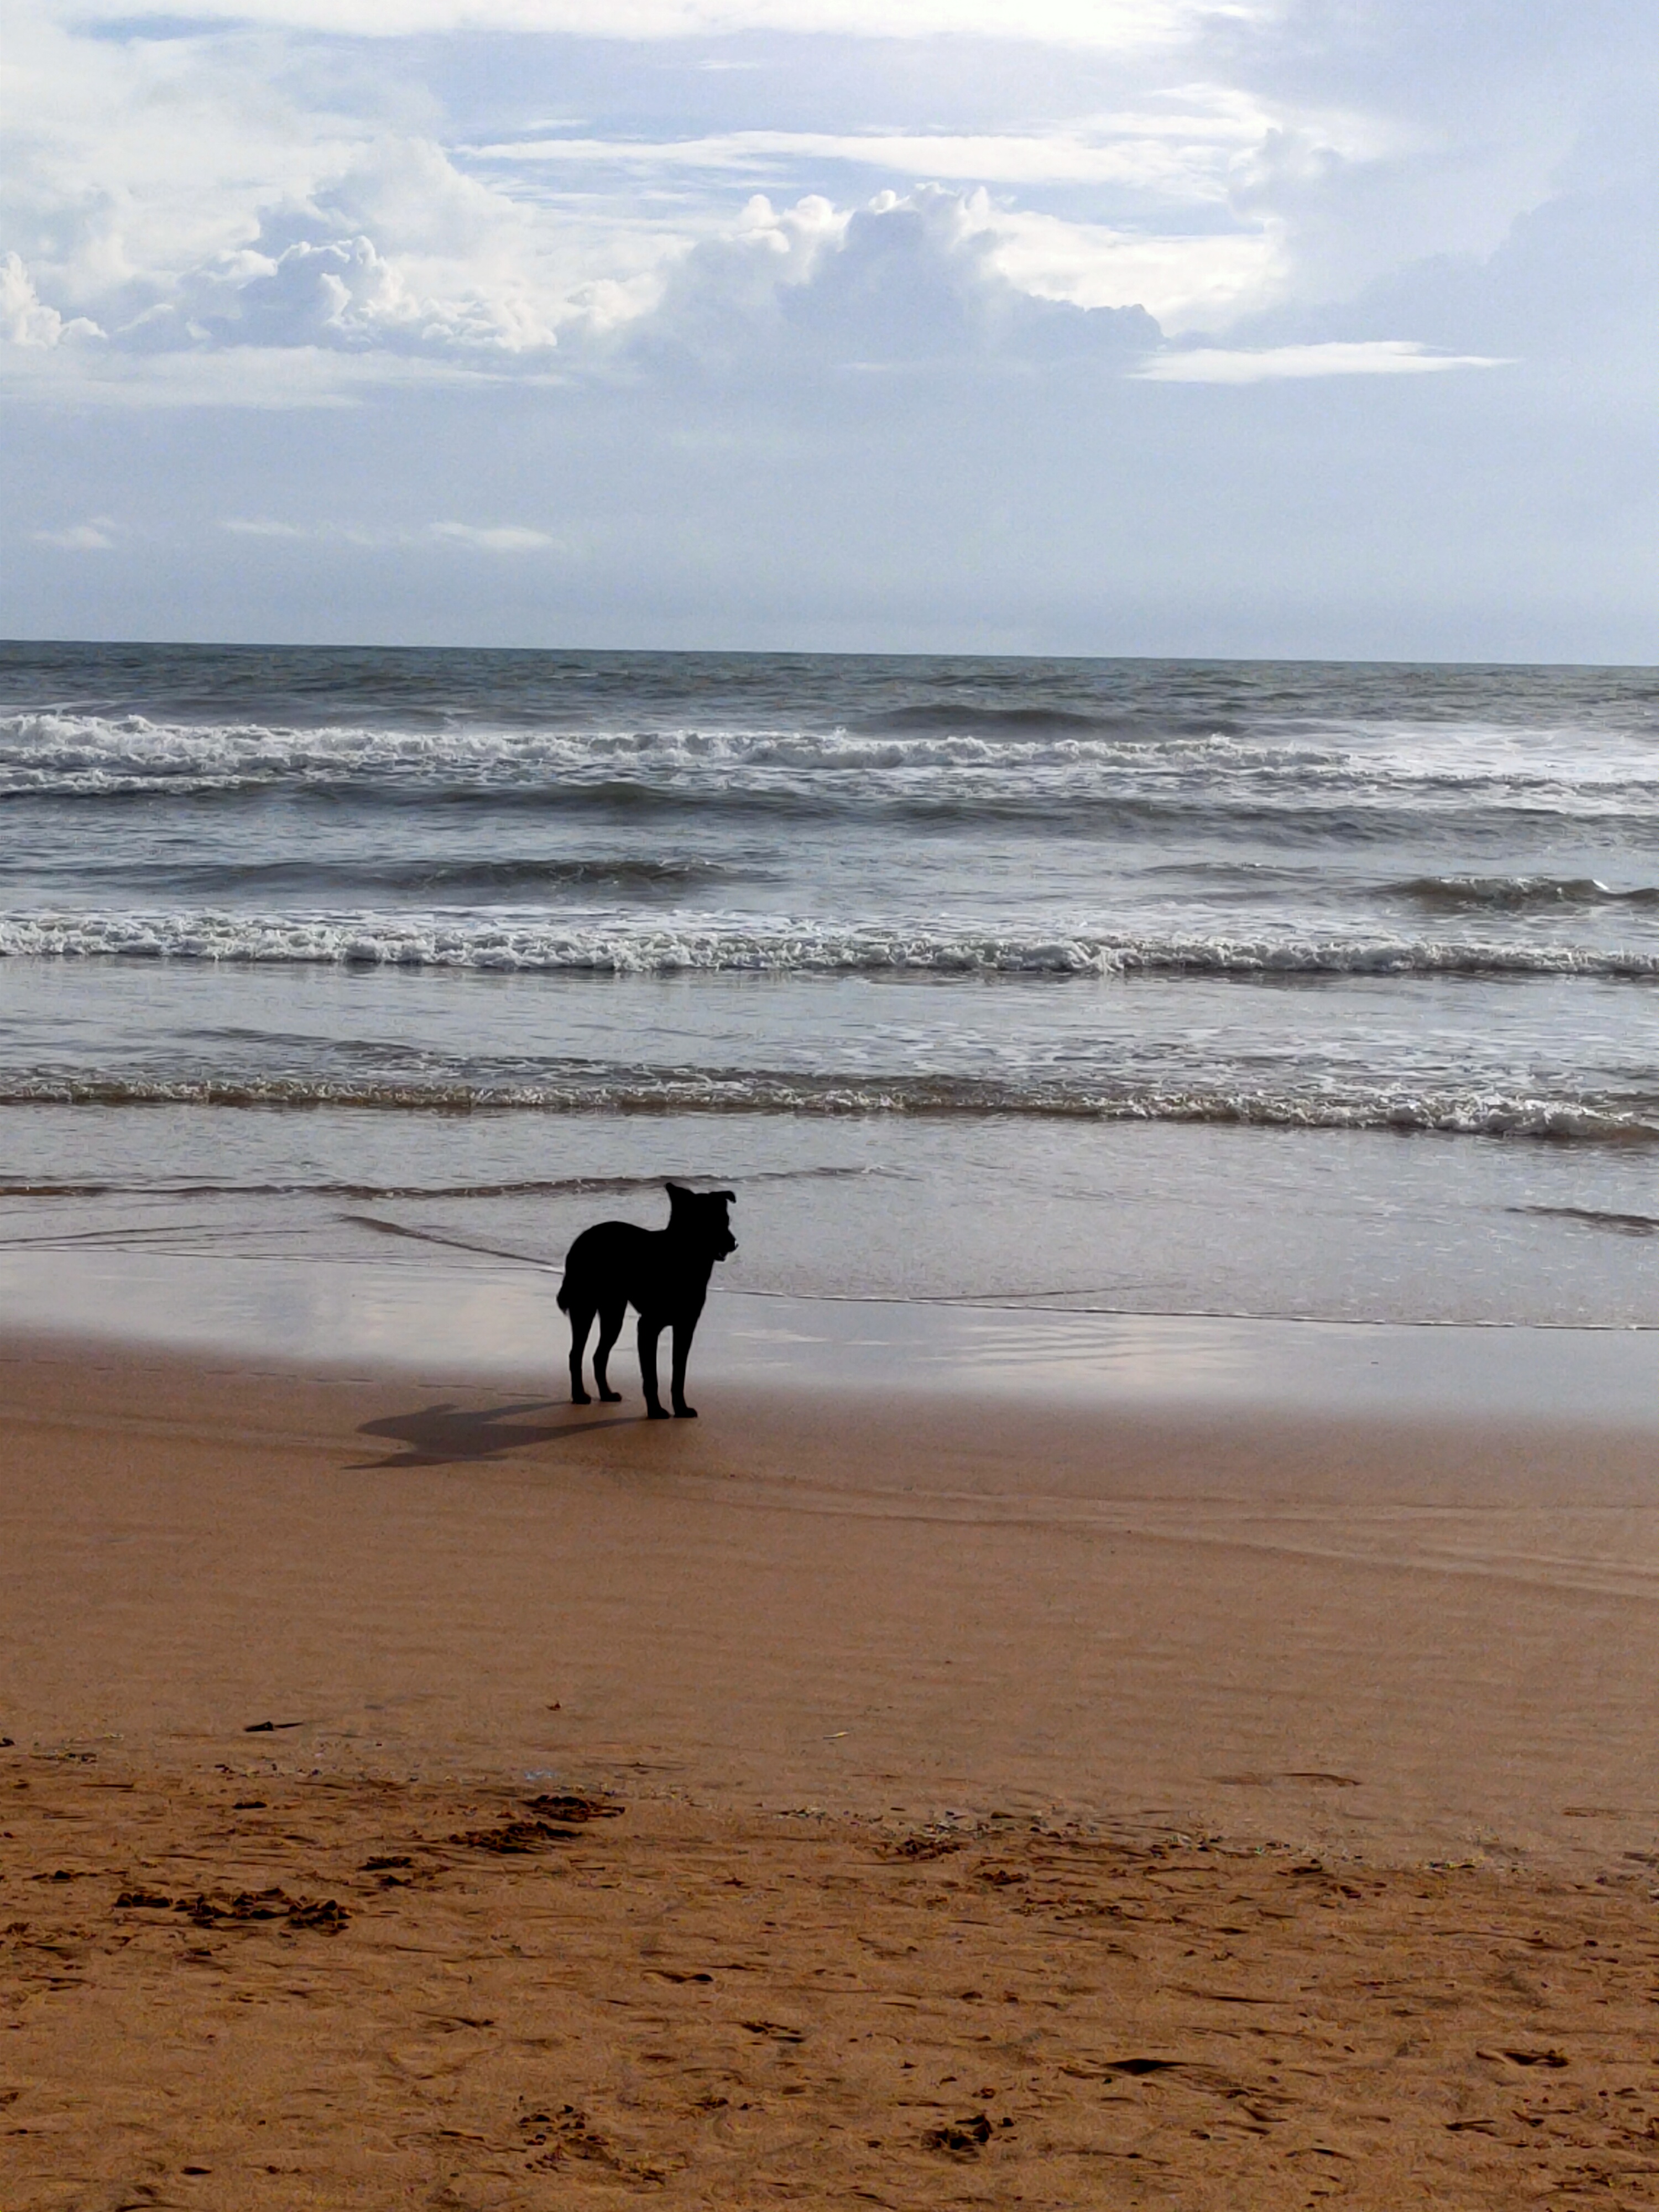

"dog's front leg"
[669, 1308, 702, 1418]
[637, 1316, 669, 1418]
[567, 1300, 594, 1405]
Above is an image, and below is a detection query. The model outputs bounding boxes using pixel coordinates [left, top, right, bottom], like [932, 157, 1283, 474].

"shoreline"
[0, 1228, 1652, 1418]
[2, 1102, 1655, 1337]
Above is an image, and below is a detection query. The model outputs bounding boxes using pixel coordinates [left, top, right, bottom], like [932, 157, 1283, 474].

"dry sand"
[9, 1760, 1659, 2210]
[3, 1332, 1659, 2207]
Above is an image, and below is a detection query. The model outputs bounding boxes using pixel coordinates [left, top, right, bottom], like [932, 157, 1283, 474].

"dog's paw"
[571, 1390, 591, 1406]
[646, 1405, 671, 1421]
[673, 1405, 698, 1419]
[599, 1389, 622, 1403]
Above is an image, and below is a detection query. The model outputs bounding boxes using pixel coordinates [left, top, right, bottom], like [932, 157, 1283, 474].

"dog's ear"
[714, 1190, 735, 1203]
[665, 1181, 690, 1202]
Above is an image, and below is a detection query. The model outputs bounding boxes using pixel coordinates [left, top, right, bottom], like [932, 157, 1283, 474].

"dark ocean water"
[0, 642, 1654, 1325]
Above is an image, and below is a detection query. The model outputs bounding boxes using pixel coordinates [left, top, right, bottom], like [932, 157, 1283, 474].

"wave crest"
[4, 711, 1656, 821]
[2, 1065, 1651, 1142]
[1, 910, 1654, 979]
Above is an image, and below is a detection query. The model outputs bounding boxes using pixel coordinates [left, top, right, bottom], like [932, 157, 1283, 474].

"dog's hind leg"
[592, 1298, 626, 1403]
[637, 1316, 669, 1419]
[567, 1297, 596, 1405]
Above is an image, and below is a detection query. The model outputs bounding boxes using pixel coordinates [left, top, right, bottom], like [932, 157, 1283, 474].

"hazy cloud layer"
[225, 516, 559, 549]
[36, 0, 1259, 45]
[1135, 339, 1507, 382]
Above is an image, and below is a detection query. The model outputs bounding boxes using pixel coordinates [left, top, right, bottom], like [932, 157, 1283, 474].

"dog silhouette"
[558, 1183, 737, 1418]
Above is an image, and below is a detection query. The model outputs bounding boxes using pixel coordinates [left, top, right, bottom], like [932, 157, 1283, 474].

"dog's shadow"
[352, 1399, 632, 1470]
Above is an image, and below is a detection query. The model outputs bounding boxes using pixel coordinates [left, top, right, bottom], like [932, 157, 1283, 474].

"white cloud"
[5, 0, 1616, 418]
[0, 15, 632, 363]
[174, 232, 554, 356]
[6, 159, 1524, 399]
[222, 517, 557, 549]
[1133, 338, 1509, 381]
[474, 96, 1282, 200]
[32, 516, 118, 548]
[117, 141, 593, 358]
[639, 187, 1160, 364]
[427, 521, 557, 550]
[983, 209, 1282, 332]
[3, 13, 366, 322]
[1, 252, 102, 346]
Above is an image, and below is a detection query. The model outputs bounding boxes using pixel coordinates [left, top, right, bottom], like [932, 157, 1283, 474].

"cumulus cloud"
[1134, 338, 1509, 382]
[8, 0, 1623, 408]
[8, 155, 1170, 393]
[637, 187, 1161, 367]
[107, 140, 579, 358]
[175, 237, 430, 351]
[1, 252, 101, 346]
[1, 12, 643, 369]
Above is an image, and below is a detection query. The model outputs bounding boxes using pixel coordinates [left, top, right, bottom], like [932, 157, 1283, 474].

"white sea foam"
[2, 1065, 1650, 1141]
[2, 709, 1655, 813]
[1, 907, 1654, 977]
[0, 709, 1338, 800]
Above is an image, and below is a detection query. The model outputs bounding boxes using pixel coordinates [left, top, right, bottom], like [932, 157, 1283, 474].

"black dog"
[558, 1183, 737, 1418]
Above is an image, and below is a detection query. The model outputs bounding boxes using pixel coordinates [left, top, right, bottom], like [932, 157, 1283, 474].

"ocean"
[0, 640, 1653, 1338]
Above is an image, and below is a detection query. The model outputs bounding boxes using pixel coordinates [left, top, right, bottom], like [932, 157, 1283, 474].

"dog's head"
[666, 1182, 738, 1261]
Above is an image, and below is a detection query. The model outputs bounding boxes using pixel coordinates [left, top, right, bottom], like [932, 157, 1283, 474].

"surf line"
[336, 1214, 1653, 1332]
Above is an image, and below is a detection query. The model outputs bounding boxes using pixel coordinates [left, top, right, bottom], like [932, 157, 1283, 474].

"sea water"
[0, 641, 1653, 1334]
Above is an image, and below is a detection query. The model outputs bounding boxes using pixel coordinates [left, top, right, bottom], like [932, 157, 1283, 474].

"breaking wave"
[3, 712, 1656, 826]
[0, 709, 1315, 786]
[2, 909, 1654, 978]
[2, 1065, 1651, 1141]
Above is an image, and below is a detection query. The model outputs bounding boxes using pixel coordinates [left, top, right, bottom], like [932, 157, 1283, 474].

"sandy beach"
[4, 1325, 1659, 2206]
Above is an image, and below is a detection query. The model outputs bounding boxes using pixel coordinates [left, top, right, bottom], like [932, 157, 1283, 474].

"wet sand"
[3, 1332, 1657, 1857]
[4, 1329, 1659, 2206]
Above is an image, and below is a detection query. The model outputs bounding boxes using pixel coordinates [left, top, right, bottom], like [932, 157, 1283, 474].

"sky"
[2, 0, 1654, 659]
